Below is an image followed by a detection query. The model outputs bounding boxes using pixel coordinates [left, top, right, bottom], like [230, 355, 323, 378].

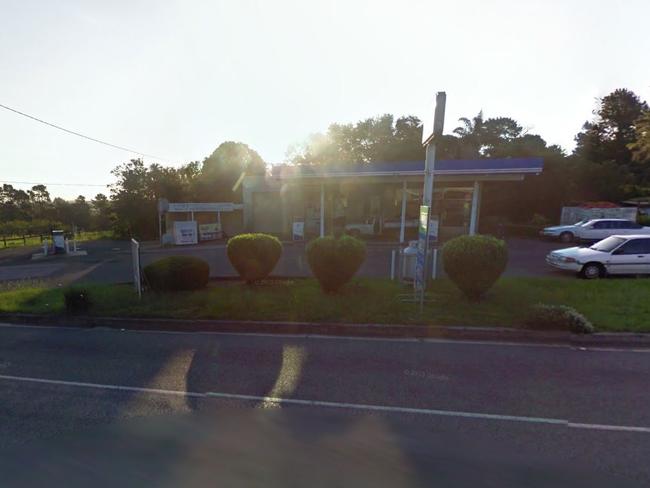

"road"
[0, 323, 648, 486]
[0, 237, 570, 284]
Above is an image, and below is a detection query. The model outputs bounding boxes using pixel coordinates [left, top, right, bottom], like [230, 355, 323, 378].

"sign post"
[131, 238, 142, 299]
[415, 92, 446, 309]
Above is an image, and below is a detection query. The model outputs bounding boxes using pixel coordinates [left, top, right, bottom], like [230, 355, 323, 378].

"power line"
[0, 102, 169, 161]
[0, 180, 109, 188]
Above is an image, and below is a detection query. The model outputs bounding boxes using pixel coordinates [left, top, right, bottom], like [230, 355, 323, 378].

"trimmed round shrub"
[525, 304, 594, 334]
[143, 256, 209, 292]
[63, 286, 92, 314]
[306, 235, 366, 293]
[442, 235, 508, 300]
[227, 233, 282, 283]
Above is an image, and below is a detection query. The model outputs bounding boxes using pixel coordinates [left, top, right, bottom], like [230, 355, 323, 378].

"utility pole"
[415, 92, 446, 309]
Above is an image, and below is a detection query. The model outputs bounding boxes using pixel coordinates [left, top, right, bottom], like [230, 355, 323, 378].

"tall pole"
[320, 183, 325, 237]
[417, 92, 446, 309]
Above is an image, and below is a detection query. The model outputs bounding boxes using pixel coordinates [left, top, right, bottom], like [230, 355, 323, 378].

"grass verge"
[0, 277, 648, 332]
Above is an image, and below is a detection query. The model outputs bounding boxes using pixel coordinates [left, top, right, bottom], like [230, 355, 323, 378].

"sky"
[1, 0, 649, 199]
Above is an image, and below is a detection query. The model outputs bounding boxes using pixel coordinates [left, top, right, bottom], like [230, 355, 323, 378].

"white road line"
[0, 374, 205, 398]
[1, 373, 649, 434]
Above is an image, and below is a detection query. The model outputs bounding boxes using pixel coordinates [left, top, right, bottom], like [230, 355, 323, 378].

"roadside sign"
[292, 220, 305, 241]
[173, 221, 198, 245]
[415, 205, 430, 292]
[199, 222, 221, 241]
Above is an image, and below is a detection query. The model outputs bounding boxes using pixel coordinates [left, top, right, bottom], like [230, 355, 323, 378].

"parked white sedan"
[539, 220, 589, 242]
[574, 219, 650, 242]
[546, 235, 650, 279]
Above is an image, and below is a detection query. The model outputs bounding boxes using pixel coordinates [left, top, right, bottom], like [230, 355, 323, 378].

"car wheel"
[580, 262, 604, 280]
[559, 231, 574, 243]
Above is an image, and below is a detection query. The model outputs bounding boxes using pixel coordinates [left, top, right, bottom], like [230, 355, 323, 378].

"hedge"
[441, 234, 508, 300]
[306, 235, 366, 292]
[227, 233, 282, 283]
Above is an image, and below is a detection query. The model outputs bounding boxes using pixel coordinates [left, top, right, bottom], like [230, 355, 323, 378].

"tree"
[198, 141, 266, 201]
[629, 110, 650, 165]
[287, 114, 425, 165]
[90, 193, 113, 230]
[110, 159, 157, 238]
[68, 195, 91, 229]
[574, 89, 649, 167]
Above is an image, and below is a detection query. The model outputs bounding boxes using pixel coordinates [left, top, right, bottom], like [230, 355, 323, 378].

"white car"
[546, 235, 650, 279]
[539, 220, 589, 243]
[574, 219, 650, 242]
[345, 218, 379, 237]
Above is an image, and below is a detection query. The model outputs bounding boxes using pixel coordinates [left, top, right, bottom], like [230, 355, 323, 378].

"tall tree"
[91, 193, 113, 230]
[574, 89, 649, 166]
[198, 141, 266, 201]
[629, 110, 650, 166]
[287, 115, 424, 165]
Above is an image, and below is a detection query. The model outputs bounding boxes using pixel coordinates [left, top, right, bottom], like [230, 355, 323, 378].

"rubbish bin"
[401, 240, 418, 281]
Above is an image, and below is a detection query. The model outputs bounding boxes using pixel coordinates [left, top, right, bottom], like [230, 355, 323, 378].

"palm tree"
[453, 111, 485, 157]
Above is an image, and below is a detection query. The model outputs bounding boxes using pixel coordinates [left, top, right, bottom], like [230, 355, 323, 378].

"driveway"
[0, 237, 573, 284]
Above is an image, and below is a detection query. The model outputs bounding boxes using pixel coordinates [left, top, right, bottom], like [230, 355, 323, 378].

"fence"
[1, 234, 48, 248]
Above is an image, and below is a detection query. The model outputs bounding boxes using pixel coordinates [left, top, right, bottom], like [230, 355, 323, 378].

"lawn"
[0, 277, 649, 332]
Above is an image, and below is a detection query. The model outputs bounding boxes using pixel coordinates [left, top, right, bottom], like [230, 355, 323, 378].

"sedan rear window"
[590, 236, 626, 252]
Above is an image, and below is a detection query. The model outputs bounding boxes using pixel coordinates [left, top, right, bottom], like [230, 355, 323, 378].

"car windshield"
[590, 236, 626, 252]
[573, 220, 587, 226]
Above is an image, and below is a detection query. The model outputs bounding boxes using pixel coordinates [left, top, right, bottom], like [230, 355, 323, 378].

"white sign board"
[415, 205, 430, 292]
[292, 221, 305, 241]
[199, 222, 222, 241]
[173, 221, 198, 245]
[168, 202, 242, 213]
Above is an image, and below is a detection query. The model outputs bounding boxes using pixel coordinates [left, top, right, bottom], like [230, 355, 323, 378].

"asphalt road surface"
[0, 323, 648, 486]
[0, 237, 570, 284]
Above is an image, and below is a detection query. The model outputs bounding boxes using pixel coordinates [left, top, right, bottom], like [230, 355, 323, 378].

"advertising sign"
[292, 220, 305, 241]
[199, 223, 222, 241]
[415, 205, 430, 292]
[173, 221, 198, 245]
[428, 217, 439, 241]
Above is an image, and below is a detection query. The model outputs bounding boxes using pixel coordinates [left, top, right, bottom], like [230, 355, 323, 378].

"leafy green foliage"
[442, 235, 508, 300]
[630, 110, 650, 163]
[143, 256, 210, 292]
[524, 304, 594, 334]
[306, 235, 366, 292]
[63, 286, 92, 314]
[287, 114, 424, 165]
[227, 233, 282, 283]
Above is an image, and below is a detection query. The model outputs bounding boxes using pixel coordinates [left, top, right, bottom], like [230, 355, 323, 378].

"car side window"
[617, 239, 650, 255]
[593, 221, 607, 229]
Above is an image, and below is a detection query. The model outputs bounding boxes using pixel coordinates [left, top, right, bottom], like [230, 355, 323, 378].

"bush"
[227, 233, 282, 283]
[441, 234, 508, 300]
[143, 256, 209, 292]
[63, 286, 92, 314]
[524, 304, 594, 334]
[306, 235, 366, 292]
